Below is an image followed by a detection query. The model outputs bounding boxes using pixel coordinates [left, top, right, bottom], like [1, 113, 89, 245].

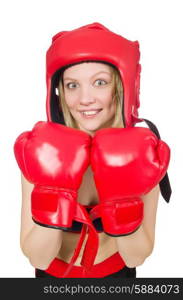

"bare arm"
[115, 184, 160, 268]
[20, 173, 63, 270]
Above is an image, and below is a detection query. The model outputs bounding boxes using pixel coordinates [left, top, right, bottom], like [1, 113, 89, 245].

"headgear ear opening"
[50, 69, 65, 124]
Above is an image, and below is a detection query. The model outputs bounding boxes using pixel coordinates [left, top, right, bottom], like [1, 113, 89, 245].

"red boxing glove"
[14, 121, 91, 230]
[91, 127, 170, 236]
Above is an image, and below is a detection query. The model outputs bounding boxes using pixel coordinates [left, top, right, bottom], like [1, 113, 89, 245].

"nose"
[79, 85, 96, 106]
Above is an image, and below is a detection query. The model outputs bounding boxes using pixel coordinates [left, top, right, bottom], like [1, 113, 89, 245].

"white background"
[0, 0, 182, 278]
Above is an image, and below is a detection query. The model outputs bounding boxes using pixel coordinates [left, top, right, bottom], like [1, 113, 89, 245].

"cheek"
[98, 87, 114, 104]
[64, 93, 78, 110]
[102, 93, 115, 110]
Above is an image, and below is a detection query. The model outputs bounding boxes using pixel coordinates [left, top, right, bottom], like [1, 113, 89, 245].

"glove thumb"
[157, 140, 170, 180]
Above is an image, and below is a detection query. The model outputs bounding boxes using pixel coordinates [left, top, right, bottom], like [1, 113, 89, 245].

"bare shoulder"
[20, 174, 35, 247]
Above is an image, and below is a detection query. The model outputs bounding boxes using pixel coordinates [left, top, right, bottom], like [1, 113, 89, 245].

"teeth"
[82, 110, 100, 115]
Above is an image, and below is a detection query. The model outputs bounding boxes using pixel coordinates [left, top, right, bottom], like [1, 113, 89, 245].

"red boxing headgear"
[46, 22, 142, 127]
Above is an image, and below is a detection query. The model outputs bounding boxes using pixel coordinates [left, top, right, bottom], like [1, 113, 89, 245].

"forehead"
[63, 62, 113, 78]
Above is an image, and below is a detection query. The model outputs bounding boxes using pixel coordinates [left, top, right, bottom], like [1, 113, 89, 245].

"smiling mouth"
[79, 109, 103, 118]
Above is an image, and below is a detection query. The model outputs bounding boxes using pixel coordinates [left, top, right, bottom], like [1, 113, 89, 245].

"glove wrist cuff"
[31, 185, 77, 229]
[100, 198, 144, 236]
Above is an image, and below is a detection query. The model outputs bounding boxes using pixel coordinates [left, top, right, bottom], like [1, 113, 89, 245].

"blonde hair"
[58, 63, 124, 129]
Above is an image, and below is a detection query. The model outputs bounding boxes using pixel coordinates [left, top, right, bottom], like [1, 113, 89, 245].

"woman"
[14, 23, 171, 278]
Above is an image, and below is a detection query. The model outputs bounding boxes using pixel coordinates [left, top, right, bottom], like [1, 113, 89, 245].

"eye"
[94, 79, 107, 86]
[66, 82, 78, 89]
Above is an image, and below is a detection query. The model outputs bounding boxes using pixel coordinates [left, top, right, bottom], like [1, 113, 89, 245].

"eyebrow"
[63, 71, 112, 81]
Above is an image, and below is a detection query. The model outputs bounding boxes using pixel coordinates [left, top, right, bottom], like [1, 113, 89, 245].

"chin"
[77, 117, 113, 133]
[80, 123, 103, 132]
[82, 127, 99, 134]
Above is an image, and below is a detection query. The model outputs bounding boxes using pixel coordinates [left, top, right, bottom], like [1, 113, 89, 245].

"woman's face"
[62, 62, 116, 135]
